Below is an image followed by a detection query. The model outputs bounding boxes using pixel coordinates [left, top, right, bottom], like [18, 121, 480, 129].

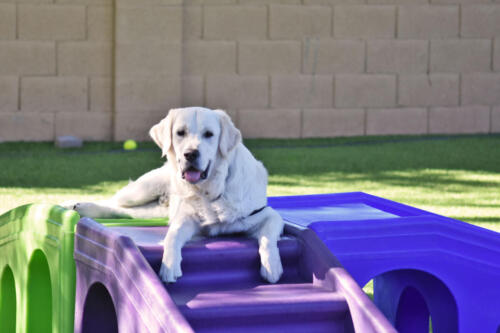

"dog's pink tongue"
[185, 171, 201, 183]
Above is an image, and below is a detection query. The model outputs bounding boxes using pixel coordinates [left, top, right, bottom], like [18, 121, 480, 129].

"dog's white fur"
[67, 107, 284, 284]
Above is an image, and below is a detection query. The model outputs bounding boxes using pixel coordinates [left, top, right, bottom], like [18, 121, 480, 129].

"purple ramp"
[74, 216, 395, 332]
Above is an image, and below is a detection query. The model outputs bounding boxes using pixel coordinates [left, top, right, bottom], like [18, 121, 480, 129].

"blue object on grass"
[269, 192, 500, 333]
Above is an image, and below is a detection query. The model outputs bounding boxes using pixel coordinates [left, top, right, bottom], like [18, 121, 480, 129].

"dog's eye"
[203, 131, 213, 139]
[177, 130, 185, 137]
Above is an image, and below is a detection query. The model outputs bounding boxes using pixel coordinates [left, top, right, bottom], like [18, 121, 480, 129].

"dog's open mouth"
[182, 161, 210, 184]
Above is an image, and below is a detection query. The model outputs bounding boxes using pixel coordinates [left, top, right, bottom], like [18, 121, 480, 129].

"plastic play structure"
[0, 192, 499, 332]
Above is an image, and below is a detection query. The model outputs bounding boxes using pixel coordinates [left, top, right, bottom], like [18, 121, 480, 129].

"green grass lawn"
[1, 134, 499, 302]
[1, 135, 499, 233]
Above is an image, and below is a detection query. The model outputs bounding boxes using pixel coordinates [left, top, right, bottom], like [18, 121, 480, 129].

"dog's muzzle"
[182, 161, 210, 184]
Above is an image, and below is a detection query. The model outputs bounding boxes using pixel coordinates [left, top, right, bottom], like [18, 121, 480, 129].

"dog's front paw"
[260, 248, 283, 284]
[72, 202, 102, 218]
[159, 253, 182, 283]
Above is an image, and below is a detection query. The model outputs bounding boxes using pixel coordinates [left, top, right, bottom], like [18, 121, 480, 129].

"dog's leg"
[249, 208, 284, 284]
[159, 218, 197, 283]
[73, 201, 170, 219]
[112, 166, 170, 207]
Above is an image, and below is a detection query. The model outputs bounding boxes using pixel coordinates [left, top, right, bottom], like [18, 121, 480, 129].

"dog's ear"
[215, 110, 241, 158]
[149, 109, 176, 157]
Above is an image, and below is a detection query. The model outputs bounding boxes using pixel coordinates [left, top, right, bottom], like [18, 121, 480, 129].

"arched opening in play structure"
[0, 266, 16, 333]
[371, 269, 458, 333]
[395, 286, 432, 333]
[27, 250, 52, 333]
[82, 283, 118, 333]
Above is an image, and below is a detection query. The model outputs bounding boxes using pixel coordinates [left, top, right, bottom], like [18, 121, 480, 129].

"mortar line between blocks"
[363, 108, 367, 136]
[87, 76, 91, 111]
[489, 106, 493, 134]
[491, 39, 495, 71]
[15, 4, 19, 40]
[17, 76, 21, 111]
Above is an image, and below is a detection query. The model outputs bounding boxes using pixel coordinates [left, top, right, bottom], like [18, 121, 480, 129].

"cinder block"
[302, 108, 365, 137]
[269, 5, 331, 39]
[88, 6, 113, 41]
[184, 6, 202, 40]
[399, 74, 459, 107]
[0, 41, 55, 75]
[118, 0, 182, 4]
[238, 109, 301, 138]
[183, 41, 236, 75]
[19, 4, 85, 40]
[204, 6, 267, 40]
[239, 41, 301, 74]
[430, 39, 490, 73]
[21, 77, 87, 112]
[335, 74, 396, 108]
[184, 0, 236, 4]
[55, 135, 83, 148]
[58, 42, 112, 76]
[206, 75, 268, 109]
[182, 76, 204, 107]
[0, 4, 16, 40]
[462, 5, 500, 38]
[304, 0, 363, 4]
[116, 42, 182, 76]
[334, 5, 396, 38]
[2, 0, 52, 3]
[492, 107, 500, 133]
[0, 112, 54, 141]
[398, 5, 459, 38]
[429, 105, 490, 134]
[303, 39, 364, 74]
[115, 76, 182, 112]
[90, 77, 112, 112]
[0, 76, 18, 111]
[116, 5, 182, 42]
[55, 112, 112, 140]
[366, 0, 427, 4]
[242, 0, 300, 4]
[495, 40, 500, 72]
[114, 111, 170, 141]
[57, 0, 112, 4]
[367, 40, 428, 73]
[366, 108, 427, 135]
[271, 75, 333, 108]
[462, 73, 500, 106]
[433, 0, 490, 4]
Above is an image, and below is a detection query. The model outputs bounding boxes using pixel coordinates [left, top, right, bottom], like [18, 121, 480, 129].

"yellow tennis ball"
[123, 139, 137, 151]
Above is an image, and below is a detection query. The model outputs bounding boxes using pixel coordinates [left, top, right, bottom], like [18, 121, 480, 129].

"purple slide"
[73, 212, 396, 332]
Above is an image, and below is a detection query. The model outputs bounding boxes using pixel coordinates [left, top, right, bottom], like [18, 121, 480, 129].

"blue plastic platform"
[269, 192, 500, 333]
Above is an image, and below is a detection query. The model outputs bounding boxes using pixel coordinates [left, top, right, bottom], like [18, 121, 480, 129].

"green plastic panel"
[96, 217, 169, 227]
[0, 204, 79, 333]
[0, 204, 169, 333]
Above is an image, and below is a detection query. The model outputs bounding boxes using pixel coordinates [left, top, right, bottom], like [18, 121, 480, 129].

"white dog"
[69, 107, 284, 284]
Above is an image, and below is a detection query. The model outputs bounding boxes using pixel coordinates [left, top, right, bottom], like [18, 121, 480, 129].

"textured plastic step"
[138, 234, 303, 286]
[173, 283, 349, 333]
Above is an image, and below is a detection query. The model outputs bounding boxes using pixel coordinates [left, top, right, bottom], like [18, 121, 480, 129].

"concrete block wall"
[0, 0, 114, 141]
[1, 0, 499, 141]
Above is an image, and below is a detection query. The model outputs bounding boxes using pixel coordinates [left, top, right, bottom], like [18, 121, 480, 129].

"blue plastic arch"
[374, 269, 458, 333]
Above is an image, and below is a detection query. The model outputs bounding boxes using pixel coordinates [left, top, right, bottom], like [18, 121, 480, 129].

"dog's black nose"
[184, 150, 200, 162]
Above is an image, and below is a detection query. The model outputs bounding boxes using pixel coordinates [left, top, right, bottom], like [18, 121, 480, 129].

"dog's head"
[149, 107, 241, 185]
